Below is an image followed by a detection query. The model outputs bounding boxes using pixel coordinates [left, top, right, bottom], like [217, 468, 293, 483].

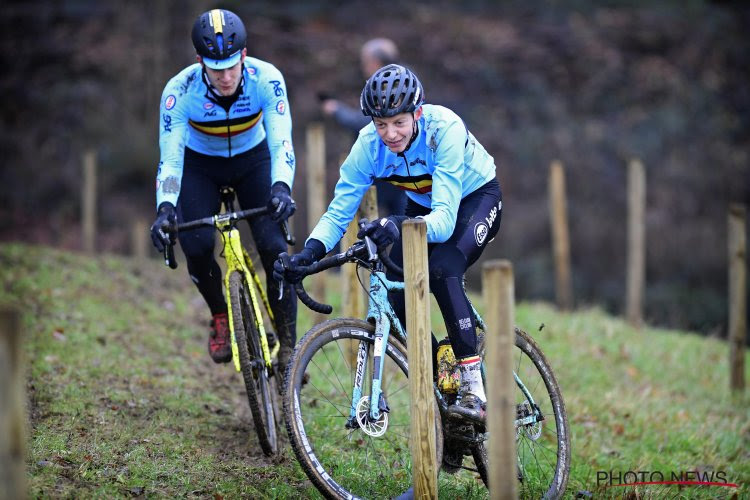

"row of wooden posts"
[79, 122, 747, 390]
[59, 122, 746, 497]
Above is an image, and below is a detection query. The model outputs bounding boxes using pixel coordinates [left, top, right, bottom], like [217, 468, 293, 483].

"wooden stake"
[483, 260, 518, 500]
[403, 219, 437, 498]
[549, 160, 572, 309]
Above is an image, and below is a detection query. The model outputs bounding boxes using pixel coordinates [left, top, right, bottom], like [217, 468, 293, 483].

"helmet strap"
[403, 112, 419, 152]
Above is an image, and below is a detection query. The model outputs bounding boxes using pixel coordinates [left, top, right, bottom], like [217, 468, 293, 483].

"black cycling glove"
[150, 202, 177, 252]
[357, 216, 406, 248]
[273, 239, 326, 283]
[268, 182, 296, 222]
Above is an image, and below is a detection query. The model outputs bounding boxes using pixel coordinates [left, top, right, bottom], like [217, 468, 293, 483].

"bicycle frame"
[350, 265, 543, 428]
[215, 213, 279, 372]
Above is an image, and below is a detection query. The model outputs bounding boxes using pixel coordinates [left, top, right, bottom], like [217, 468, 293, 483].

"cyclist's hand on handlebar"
[272, 239, 326, 283]
[357, 216, 404, 248]
[273, 250, 313, 284]
[268, 182, 296, 222]
[150, 202, 177, 252]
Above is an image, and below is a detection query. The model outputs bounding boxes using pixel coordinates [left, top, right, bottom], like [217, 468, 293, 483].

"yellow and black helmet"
[191, 9, 247, 70]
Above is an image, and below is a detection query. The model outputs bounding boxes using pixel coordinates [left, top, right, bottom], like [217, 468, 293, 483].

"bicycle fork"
[345, 272, 400, 433]
[221, 227, 275, 373]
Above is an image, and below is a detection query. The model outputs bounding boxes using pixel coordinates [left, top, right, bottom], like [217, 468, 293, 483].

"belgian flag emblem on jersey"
[189, 111, 262, 138]
[382, 173, 433, 194]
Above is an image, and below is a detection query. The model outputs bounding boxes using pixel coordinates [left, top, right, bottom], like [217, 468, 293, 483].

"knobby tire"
[229, 271, 279, 456]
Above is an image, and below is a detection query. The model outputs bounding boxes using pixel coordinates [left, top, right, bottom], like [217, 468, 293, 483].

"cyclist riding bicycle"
[274, 64, 502, 423]
[150, 8, 298, 370]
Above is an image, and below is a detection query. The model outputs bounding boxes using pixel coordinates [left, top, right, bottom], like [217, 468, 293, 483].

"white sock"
[457, 356, 486, 403]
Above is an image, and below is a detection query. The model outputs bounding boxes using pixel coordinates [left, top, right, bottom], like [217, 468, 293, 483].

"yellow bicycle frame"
[216, 217, 280, 373]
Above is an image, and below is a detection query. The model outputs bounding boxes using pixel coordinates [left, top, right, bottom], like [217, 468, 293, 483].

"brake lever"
[357, 218, 379, 261]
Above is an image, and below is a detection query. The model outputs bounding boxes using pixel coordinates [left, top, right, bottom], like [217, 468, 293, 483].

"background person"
[319, 38, 406, 217]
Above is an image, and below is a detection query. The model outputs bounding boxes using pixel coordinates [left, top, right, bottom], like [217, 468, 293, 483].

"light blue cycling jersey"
[156, 57, 295, 208]
[309, 104, 497, 251]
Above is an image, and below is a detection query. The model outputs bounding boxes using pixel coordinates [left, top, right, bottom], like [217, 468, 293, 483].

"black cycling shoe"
[447, 393, 486, 426]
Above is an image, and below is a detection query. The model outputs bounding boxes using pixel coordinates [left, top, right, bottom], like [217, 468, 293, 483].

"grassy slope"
[1, 243, 748, 498]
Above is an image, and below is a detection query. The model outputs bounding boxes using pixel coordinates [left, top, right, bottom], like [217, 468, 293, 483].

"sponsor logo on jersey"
[282, 140, 293, 152]
[162, 114, 172, 133]
[474, 222, 489, 246]
[270, 80, 284, 96]
[164, 95, 176, 110]
[203, 102, 214, 110]
[276, 100, 286, 114]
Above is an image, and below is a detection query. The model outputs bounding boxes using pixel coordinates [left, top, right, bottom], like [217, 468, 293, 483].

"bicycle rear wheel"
[284, 318, 443, 499]
[479, 327, 570, 498]
[229, 271, 279, 456]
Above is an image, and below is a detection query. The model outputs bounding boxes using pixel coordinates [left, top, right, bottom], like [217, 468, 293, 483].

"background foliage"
[1, 0, 748, 334]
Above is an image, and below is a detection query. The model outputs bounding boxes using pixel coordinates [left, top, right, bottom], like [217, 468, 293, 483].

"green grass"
[1, 242, 748, 498]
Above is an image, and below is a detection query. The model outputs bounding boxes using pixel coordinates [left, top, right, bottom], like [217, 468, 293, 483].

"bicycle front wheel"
[229, 271, 278, 456]
[284, 318, 443, 499]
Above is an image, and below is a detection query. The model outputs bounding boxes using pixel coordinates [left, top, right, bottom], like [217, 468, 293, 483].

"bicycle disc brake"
[355, 396, 388, 437]
[516, 401, 543, 440]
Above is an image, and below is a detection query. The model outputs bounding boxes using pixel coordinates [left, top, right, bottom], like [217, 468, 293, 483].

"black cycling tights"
[386, 178, 502, 360]
[175, 143, 297, 351]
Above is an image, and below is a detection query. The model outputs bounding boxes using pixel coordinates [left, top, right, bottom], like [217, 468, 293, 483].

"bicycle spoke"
[309, 356, 350, 399]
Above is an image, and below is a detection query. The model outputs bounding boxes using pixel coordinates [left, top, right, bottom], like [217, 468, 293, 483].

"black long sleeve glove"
[150, 202, 177, 252]
[273, 239, 326, 283]
[357, 216, 407, 247]
[268, 182, 296, 222]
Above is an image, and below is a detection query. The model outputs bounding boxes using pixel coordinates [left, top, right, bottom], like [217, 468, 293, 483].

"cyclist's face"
[373, 107, 423, 153]
[200, 49, 246, 96]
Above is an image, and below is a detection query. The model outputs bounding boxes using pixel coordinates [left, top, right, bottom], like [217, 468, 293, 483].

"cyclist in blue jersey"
[274, 64, 503, 425]
[150, 9, 298, 369]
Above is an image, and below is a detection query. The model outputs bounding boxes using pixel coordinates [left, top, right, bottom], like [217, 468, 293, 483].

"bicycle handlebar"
[162, 203, 296, 269]
[289, 217, 407, 314]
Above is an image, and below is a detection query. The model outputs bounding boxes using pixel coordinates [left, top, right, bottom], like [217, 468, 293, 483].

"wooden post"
[307, 123, 327, 319]
[131, 217, 148, 261]
[728, 203, 747, 393]
[359, 185, 379, 222]
[548, 160, 572, 310]
[82, 150, 97, 254]
[341, 186, 379, 320]
[403, 219, 437, 498]
[0, 307, 26, 500]
[626, 159, 646, 327]
[483, 260, 518, 500]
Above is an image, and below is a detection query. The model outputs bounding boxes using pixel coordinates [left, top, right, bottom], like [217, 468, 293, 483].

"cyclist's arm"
[307, 137, 375, 252]
[259, 64, 295, 190]
[156, 81, 190, 208]
[422, 119, 466, 243]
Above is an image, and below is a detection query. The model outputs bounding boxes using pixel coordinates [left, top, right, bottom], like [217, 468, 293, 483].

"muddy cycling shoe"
[266, 330, 278, 351]
[447, 393, 487, 426]
[208, 313, 232, 364]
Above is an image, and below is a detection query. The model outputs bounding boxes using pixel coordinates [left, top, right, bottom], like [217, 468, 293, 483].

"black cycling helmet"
[360, 64, 424, 117]
[192, 9, 247, 70]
